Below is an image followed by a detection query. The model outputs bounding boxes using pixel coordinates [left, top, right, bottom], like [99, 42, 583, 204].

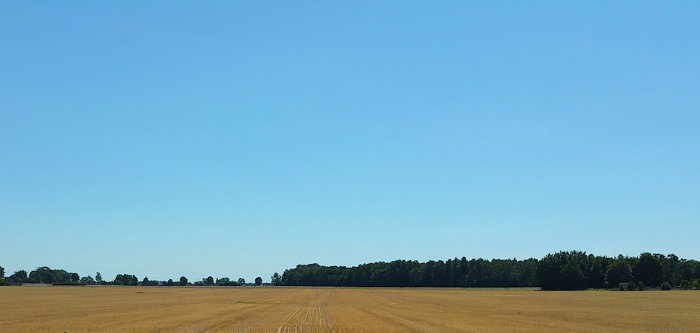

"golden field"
[0, 286, 698, 332]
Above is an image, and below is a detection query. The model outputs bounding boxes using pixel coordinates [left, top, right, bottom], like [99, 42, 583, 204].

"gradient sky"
[1, 1, 699, 282]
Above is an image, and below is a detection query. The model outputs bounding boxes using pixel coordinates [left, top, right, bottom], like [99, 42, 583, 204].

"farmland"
[1, 286, 698, 332]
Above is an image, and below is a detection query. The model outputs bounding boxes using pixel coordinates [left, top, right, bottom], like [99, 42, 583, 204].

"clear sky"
[1, 1, 698, 282]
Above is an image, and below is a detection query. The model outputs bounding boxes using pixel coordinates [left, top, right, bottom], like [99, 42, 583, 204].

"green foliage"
[627, 281, 637, 291]
[679, 280, 691, 290]
[661, 281, 672, 290]
[606, 261, 632, 289]
[214, 277, 240, 286]
[9, 270, 27, 285]
[271, 272, 282, 286]
[80, 275, 95, 285]
[0, 265, 4, 278]
[633, 253, 663, 287]
[113, 274, 138, 286]
[21, 267, 79, 284]
[4, 251, 698, 290]
[204, 276, 214, 286]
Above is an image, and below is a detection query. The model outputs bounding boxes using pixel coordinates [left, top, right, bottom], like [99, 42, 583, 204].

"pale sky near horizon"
[1, 1, 699, 282]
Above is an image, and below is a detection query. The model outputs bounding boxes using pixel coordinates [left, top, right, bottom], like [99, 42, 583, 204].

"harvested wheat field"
[0, 286, 698, 332]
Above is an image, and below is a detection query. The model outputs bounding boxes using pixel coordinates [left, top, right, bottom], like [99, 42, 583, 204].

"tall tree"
[95, 272, 103, 284]
[633, 253, 663, 286]
[606, 261, 632, 288]
[254, 277, 263, 286]
[179, 276, 188, 286]
[271, 273, 282, 286]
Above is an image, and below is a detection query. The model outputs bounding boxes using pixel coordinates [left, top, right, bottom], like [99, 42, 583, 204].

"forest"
[2, 251, 699, 290]
[281, 251, 699, 290]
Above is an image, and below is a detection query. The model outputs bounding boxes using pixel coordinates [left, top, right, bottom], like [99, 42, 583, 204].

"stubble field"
[0, 286, 698, 332]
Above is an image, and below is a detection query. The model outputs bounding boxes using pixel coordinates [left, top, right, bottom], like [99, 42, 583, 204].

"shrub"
[679, 280, 691, 290]
[627, 281, 636, 291]
[661, 281, 672, 290]
[637, 281, 645, 291]
[693, 279, 700, 290]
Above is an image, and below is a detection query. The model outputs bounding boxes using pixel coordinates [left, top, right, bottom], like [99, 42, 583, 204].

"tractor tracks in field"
[275, 300, 336, 333]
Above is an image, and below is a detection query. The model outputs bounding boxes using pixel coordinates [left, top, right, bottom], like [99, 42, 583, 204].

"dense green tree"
[10, 270, 27, 283]
[679, 280, 691, 290]
[205, 276, 214, 286]
[237, 278, 245, 285]
[661, 281, 672, 290]
[606, 261, 632, 289]
[633, 253, 663, 286]
[254, 277, 263, 286]
[114, 274, 138, 286]
[560, 262, 586, 290]
[179, 276, 188, 286]
[0, 265, 4, 278]
[537, 253, 563, 290]
[271, 272, 282, 286]
[95, 272, 103, 284]
[80, 275, 95, 285]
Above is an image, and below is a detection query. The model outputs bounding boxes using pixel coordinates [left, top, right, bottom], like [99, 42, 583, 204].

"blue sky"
[1, 1, 698, 282]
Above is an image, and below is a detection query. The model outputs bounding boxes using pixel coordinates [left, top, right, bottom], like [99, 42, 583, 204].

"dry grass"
[0, 286, 698, 332]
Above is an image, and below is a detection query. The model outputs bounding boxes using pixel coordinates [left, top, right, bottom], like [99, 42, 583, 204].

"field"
[1, 286, 698, 332]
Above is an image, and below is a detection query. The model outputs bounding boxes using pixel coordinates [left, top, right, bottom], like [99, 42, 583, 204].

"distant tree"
[237, 278, 245, 285]
[661, 281, 672, 290]
[30, 267, 57, 284]
[114, 274, 138, 286]
[662, 254, 681, 285]
[10, 270, 27, 283]
[70, 273, 80, 282]
[80, 275, 95, 285]
[216, 277, 238, 286]
[633, 253, 663, 287]
[205, 276, 214, 286]
[680, 280, 691, 290]
[627, 281, 637, 291]
[637, 281, 645, 291]
[179, 276, 188, 286]
[0, 265, 4, 278]
[560, 262, 586, 290]
[95, 272, 103, 284]
[537, 253, 562, 290]
[271, 273, 282, 286]
[142, 277, 150, 285]
[254, 276, 263, 286]
[166, 279, 174, 286]
[606, 261, 632, 289]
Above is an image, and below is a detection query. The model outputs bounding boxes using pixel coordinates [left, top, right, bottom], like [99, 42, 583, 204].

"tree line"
[2, 251, 699, 290]
[281, 251, 700, 290]
[0, 266, 269, 288]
